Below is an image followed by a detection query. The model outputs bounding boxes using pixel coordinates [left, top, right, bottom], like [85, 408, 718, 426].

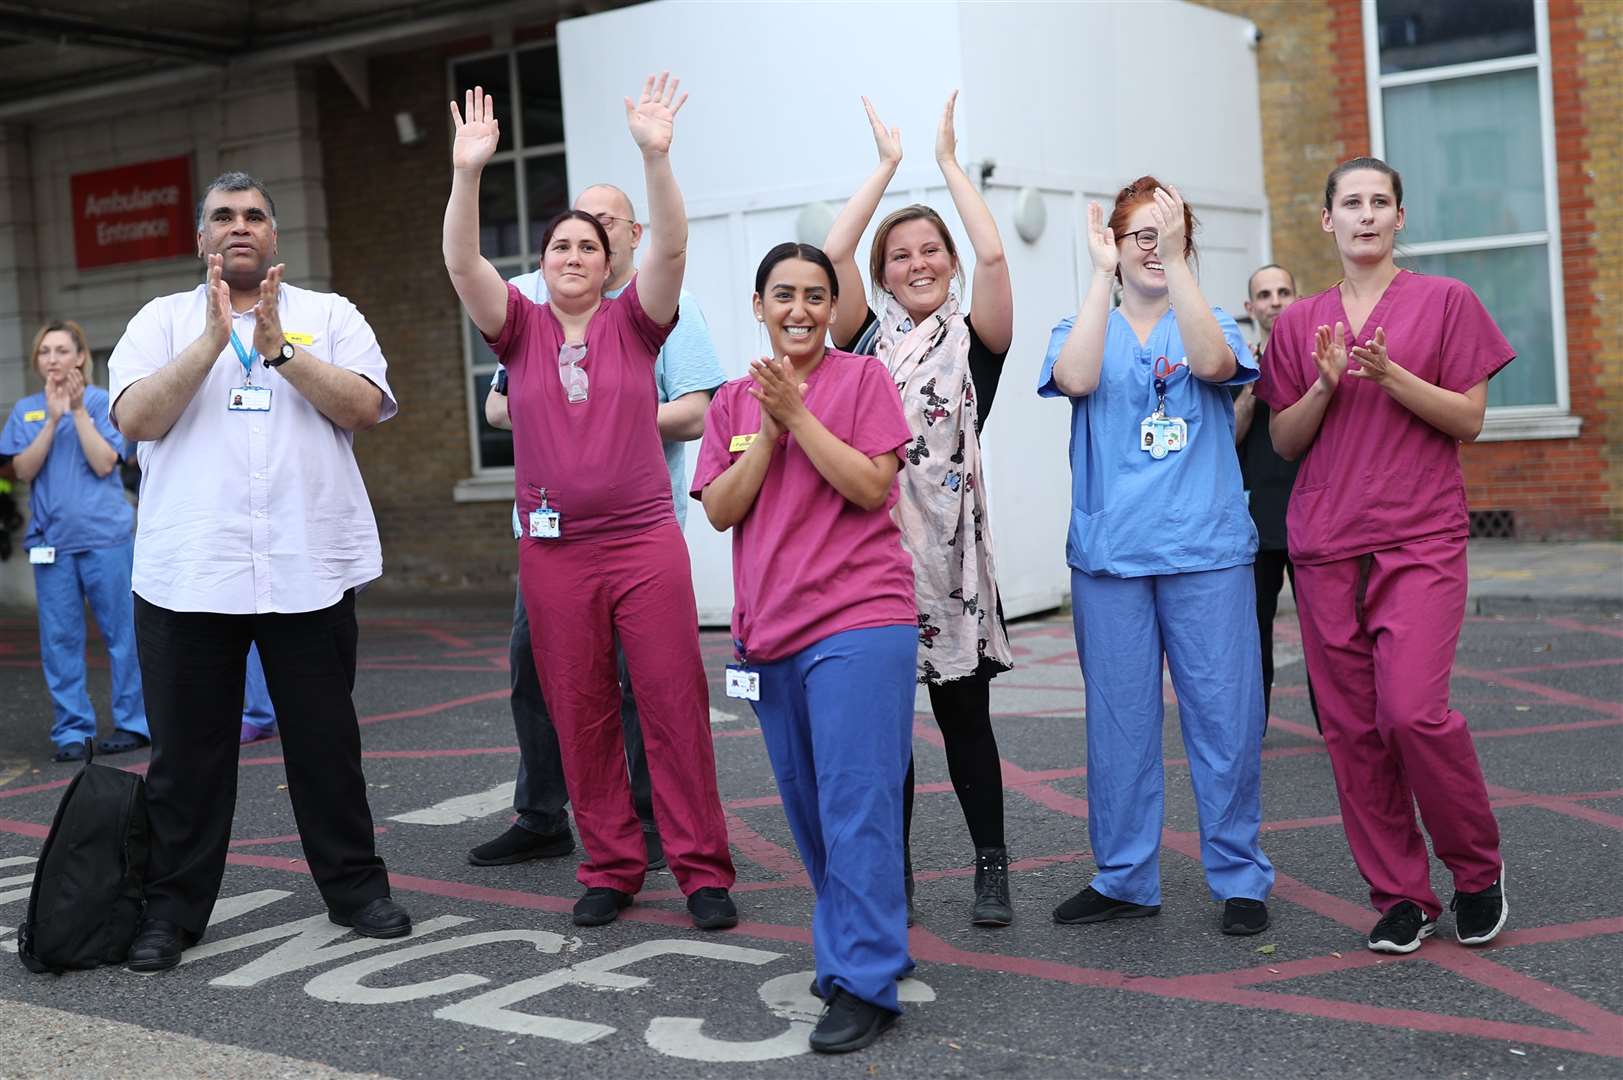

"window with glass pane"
[1375, 0, 1534, 74]
[452, 43, 569, 472]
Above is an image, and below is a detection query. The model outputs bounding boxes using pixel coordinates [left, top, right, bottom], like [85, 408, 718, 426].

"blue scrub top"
[1038, 306, 1259, 578]
[0, 385, 133, 554]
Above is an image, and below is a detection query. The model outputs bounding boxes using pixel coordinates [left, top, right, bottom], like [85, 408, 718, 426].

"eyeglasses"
[1116, 228, 1159, 251]
[593, 213, 635, 230]
[558, 342, 588, 404]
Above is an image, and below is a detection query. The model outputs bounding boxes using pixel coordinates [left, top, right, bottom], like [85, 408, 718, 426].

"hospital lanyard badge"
[527, 485, 561, 540]
[725, 642, 760, 701]
[226, 327, 271, 412]
[1139, 355, 1189, 460]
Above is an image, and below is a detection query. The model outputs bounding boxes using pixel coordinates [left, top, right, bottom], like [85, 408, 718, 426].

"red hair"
[1108, 175, 1198, 263]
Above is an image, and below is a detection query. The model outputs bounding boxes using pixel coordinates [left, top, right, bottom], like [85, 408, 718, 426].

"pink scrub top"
[488, 277, 676, 542]
[690, 349, 916, 663]
[1255, 271, 1514, 565]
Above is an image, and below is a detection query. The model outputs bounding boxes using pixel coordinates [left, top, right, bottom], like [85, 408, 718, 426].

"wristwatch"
[264, 341, 296, 369]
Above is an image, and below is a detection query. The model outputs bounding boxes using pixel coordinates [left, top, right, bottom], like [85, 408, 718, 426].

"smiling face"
[879, 217, 958, 321]
[754, 257, 835, 365]
[1322, 168, 1404, 266]
[1115, 201, 1169, 299]
[196, 188, 277, 289]
[35, 329, 86, 384]
[541, 217, 611, 302]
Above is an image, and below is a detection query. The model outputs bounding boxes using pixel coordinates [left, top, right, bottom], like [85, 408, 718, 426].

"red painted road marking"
[1456, 666, 1623, 718]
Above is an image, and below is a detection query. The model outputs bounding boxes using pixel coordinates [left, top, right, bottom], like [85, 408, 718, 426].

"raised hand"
[450, 86, 501, 172]
[44, 374, 69, 421]
[1348, 326, 1402, 389]
[1085, 201, 1118, 276]
[935, 90, 959, 166]
[862, 96, 901, 167]
[252, 263, 287, 359]
[1312, 322, 1350, 393]
[63, 369, 86, 413]
[1150, 186, 1188, 265]
[203, 253, 231, 350]
[625, 72, 686, 157]
[747, 356, 810, 433]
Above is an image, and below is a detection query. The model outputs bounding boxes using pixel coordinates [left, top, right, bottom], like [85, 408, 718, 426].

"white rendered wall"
[558, 0, 1266, 625]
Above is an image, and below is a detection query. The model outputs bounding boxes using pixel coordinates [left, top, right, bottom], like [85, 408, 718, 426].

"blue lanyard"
[228, 327, 257, 382]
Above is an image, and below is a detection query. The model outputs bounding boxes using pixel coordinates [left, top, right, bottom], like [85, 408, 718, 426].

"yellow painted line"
[0, 759, 27, 789]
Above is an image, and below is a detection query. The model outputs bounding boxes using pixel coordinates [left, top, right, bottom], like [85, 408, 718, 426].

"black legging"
[902, 669, 1005, 851]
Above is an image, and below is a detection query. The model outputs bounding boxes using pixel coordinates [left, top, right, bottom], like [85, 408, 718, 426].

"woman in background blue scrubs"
[0, 320, 147, 762]
[1038, 179, 1273, 935]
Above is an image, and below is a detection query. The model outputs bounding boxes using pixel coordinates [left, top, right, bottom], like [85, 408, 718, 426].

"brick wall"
[315, 45, 519, 596]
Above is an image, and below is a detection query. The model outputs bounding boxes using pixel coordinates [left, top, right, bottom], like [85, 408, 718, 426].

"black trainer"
[1451, 867, 1508, 946]
[1053, 886, 1160, 924]
[686, 886, 738, 930]
[468, 823, 575, 866]
[1367, 900, 1436, 954]
[808, 989, 898, 1054]
[572, 887, 632, 926]
[1220, 898, 1270, 935]
[971, 846, 1013, 927]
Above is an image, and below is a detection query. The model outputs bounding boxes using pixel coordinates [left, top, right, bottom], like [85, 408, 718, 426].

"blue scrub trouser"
[1071, 565, 1274, 906]
[750, 624, 917, 1014]
[243, 643, 275, 731]
[34, 541, 147, 748]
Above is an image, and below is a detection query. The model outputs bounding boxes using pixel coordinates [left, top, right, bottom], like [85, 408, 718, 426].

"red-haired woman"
[1258, 158, 1510, 955]
[822, 93, 1017, 928]
[1039, 178, 1273, 935]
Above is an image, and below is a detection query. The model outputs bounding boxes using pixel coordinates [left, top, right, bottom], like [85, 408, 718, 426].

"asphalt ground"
[0, 599, 1620, 1078]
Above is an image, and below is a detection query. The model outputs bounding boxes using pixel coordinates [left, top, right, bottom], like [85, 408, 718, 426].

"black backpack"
[17, 740, 148, 973]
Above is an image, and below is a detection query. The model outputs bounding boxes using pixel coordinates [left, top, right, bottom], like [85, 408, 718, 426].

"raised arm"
[936, 92, 1011, 353]
[824, 98, 901, 348]
[1048, 202, 1118, 397]
[113, 255, 232, 441]
[1156, 187, 1235, 383]
[627, 73, 688, 326]
[1269, 322, 1347, 460]
[443, 86, 510, 340]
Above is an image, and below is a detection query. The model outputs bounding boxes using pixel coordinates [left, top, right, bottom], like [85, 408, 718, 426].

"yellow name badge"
[283, 332, 315, 346]
[728, 433, 759, 453]
[23, 409, 46, 422]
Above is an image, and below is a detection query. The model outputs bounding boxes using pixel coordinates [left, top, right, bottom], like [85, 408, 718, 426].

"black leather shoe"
[573, 887, 633, 926]
[467, 823, 575, 866]
[809, 989, 898, 1054]
[329, 896, 412, 938]
[126, 918, 198, 972]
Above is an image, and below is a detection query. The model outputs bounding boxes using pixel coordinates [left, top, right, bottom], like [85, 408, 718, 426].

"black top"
[1236, 342, 1300, 552]
[844, 308, 1008, 434]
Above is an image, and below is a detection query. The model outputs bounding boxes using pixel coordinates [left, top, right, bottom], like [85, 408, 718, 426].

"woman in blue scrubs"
[0, 320, 147, 762]
[1037, 178, 1274, 935]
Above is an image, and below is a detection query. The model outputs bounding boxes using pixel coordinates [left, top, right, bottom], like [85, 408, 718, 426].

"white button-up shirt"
[109, 282, 397, 615]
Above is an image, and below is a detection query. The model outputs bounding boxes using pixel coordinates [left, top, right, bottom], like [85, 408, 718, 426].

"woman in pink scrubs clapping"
[1257, 157, 1512, 956]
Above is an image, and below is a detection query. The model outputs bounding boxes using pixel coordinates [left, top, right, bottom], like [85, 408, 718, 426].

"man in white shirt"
[108, 171, 409, 972]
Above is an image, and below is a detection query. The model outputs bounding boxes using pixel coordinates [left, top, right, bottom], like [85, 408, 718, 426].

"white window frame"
[448, 40, 569, 502]
[1361, 0, 1579, 441]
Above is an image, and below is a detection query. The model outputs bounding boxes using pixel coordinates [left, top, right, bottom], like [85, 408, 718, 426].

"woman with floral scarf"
[824, 92, 1016, 928]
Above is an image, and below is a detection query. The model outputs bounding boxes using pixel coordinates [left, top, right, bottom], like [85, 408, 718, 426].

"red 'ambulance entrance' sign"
[70, 156, 195, 270]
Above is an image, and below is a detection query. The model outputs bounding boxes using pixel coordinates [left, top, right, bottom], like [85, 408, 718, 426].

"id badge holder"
[527, 487, 561, 539]
[229, 386, 272, 412]
[1139, 415, 1188, 460]
[29, 546, 55, 565]
[724, 664, 760, 702]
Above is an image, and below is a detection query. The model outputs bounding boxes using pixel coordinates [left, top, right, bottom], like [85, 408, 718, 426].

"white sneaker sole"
[1456, 866, 1509, 946]
[1368, 920, 1435, 954]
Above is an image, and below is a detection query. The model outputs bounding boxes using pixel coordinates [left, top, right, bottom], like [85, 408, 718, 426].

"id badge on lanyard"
[227, 327, 271, 412]
[1140, 355, 1188, 460]
[527, 486, 561, 539]
[725, 640, 760, 701]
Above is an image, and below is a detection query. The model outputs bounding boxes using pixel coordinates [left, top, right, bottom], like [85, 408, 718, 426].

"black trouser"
[902, 669, 1006, 851]
[134, 590, 389, 936]
[1254, 548, 1320, 727]
[508, 586, 655, 836]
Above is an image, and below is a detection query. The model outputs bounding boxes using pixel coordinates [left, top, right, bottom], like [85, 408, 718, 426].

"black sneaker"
[1367, 900, 1436, 954]
[467, 824, 574, 866]
[1053, 886, 1160, 925]
[808, 989, 898, 1054]
[572, 887, 632, 926]
[686, 886, 738, 930]
[1451, 868, 1508, 946]
[1221, 898, 1270, 936]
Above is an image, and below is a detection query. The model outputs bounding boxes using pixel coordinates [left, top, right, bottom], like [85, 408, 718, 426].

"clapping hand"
[63, 369, 86, 414]
[1150, 186, 1187, 266]
[863, 97, 901, 168]
[44, 373, 69, 421]
[450, 86, 501, 172]
[1348, 327, 1403, 389]
[1085, 201, 1118, 276]
[748, 356, 809, 437]
[935, 91, 959, 166]
[252, 263, 288, 360]
[1312, 322, 1350, 393]
[203, 253, 231, 351]
[625, 72, 686, 157]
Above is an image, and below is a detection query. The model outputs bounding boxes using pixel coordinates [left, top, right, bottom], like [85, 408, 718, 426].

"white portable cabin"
[558, 0, 1267, 624]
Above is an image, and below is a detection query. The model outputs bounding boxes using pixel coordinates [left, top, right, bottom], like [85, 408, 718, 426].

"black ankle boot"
[971, 846, 1013, 927]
